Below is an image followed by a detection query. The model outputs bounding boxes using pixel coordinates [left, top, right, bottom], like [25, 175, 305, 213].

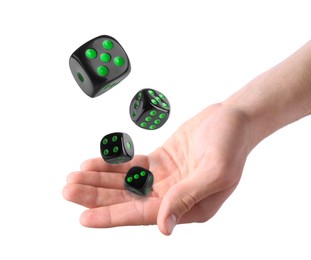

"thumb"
[157, 174, 211, 235]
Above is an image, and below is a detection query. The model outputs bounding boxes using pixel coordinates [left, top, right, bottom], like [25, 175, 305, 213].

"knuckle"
[217, 173, 235, 189]
[178, 192, 198, 212]
[211, 165, 237, 190]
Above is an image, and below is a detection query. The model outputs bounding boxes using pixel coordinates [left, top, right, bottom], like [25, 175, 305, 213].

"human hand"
[63, 103, 251, 235]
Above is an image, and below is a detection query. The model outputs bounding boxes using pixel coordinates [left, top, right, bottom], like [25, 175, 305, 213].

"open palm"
[63, 104, 251, 235]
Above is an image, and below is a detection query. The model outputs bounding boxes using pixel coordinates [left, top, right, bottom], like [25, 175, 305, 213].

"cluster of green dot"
[85, 39, 125, 77]
[148, 90, 169, 109]
[139, 110, 167, 130]
[102, 135, 119, 156]
[102, 135, 131, 156]
[127, 170, 147, 183]
[133, 90, 169, 111]
[131, 89, 168, 130]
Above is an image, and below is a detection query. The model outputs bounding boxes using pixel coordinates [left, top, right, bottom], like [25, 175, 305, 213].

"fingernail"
[165, 214, 177, 235]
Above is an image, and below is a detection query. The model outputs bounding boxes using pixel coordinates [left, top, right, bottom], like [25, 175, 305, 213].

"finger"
[63, 183, 135, 208]
[66, 171, 126, 189]
[178, 183, 238, 224]
[81, 155, 149, 173]
[80, 198, 161, 228]
[157, 166, 233, 235]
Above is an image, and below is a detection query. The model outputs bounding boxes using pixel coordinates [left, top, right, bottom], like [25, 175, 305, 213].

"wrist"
[222, 41, 311, 151]
[219, 101, 263, 154]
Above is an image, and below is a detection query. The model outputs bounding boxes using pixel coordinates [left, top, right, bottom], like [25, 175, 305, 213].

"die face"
[136, 110, 169, 130]
[122, 133, 135, 158]
[100, 132, 134, 164]
[124, 166, 154, 196]
[129, 88, 170, 130]
[145, 89, 170, 111]
[69, 35, 131, 98]
[129, 90, 145, 120]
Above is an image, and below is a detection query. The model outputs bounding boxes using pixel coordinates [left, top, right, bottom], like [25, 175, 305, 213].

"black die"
[124, 166, 154, 196]
[129, 88, 170, 130]
[100, 132, 134, 164]
[69, 35, 131, 98]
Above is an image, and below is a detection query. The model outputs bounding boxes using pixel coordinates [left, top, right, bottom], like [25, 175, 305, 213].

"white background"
[0, 0, 310, 259]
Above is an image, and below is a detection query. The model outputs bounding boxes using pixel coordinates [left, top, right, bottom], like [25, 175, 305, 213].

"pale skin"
[63, 41, 311, 235]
